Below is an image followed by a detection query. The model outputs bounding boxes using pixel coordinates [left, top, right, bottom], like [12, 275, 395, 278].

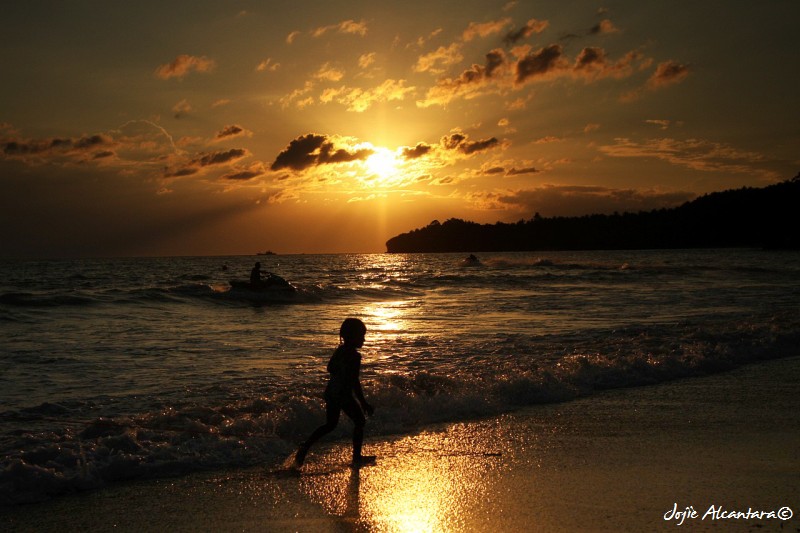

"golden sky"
[1, 1, 798, 257]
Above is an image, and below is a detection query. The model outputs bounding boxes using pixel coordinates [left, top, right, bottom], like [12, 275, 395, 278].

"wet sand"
[2, 356, 798, 532]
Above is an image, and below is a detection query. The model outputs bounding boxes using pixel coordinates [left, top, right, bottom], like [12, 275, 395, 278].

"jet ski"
[229, 272, 297, 293]
[461, 254, 482, 266]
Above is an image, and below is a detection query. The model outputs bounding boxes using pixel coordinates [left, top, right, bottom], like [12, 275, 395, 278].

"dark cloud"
[462, 137, 499, 154]
[74, 135, 110, 150]
[215, 125, 251, 140]
[223, 170, 261, 181]
[4, 140, 48, 156]
[421, 48, 508, 106]
[574, 47, 605, 69]
[50, 138, 73, 150]
[485, 49, 505, 77]
[222, 162, 267, 181]
[573, 48, 642, 81]
[401, 142, 432, 159]
[164, 148, 251, 178]
[504, 27, 531, 46]
[506, 166, 538, 175]
[455, 65, 484, 85]
[440, 133, 499, 155]
[589, 19, 619, 35]
[441, 133, 467, 151]
[164, 167, 199, 178]
[197, 148, 249, 167]
[270, 133, 373, 171]
[456, 49, 507, 85]
[483, 165, 538, 176]
[319, 142, 372, 164]
[271, 134, 325, 171]
[3, 134, 115, 160]
[515, 44, 564, 84]
[560, 18, 618, 42]
[647, 61, 690, 89]
[503, 18, 549, 46]
[621, 60, 689, 101]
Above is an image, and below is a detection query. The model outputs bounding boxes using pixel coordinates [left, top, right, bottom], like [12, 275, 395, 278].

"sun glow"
[363, 147, 401, 184]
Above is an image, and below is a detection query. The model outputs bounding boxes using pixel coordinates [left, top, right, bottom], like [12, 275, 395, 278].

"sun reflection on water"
[359, 453, 458, 532]
[299, 432, 498, 533]
[361, 300, 413, 334]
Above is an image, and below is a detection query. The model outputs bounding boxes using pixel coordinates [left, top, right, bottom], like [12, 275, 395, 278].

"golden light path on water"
[362, 300, 412, 334]
[298, 430, 502, 532]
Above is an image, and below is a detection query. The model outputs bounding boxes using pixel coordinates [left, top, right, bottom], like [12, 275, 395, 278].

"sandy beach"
[2, 356, 798, 532]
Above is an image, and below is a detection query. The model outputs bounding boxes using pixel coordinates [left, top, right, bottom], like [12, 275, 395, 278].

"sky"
[1, 0, 798, 258]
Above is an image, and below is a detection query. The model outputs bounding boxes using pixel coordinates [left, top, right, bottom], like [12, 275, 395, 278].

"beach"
[3, 356, 797, 532]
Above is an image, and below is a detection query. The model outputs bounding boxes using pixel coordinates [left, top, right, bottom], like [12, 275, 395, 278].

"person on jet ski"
[250, 262, 263, 288]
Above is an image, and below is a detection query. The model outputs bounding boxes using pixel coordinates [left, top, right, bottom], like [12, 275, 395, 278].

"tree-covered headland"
[386, 174, 800, 253]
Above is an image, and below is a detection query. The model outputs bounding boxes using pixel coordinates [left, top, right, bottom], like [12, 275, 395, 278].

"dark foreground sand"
[2, 357, 798, 532]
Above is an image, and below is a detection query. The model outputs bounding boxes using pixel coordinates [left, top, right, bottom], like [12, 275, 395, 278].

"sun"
[364, 147, 400, 181]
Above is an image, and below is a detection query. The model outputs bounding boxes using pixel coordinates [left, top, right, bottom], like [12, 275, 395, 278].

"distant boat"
[257, 250, 277, 256]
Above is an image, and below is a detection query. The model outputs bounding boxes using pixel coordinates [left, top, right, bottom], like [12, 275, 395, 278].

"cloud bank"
[469, 184, 695, 215]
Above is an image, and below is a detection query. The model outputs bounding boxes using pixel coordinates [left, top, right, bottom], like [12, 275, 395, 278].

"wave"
[0, 280, 422, 311]
[2, 313, 797, 505]
[0, 291, 101, 308]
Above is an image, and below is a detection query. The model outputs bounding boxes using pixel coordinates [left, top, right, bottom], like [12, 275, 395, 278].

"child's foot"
[294, 447, 308, 467]
[352, 455, 376, 466]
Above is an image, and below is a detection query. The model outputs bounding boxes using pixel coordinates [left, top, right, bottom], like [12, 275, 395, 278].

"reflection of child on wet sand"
[295, 318, 375, 467]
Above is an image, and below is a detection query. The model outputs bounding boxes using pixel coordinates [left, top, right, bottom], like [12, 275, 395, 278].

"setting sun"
[364, 147, 402, 184]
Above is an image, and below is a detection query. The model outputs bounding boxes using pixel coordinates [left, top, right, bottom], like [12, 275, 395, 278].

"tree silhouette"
[386, 175, 800, 252]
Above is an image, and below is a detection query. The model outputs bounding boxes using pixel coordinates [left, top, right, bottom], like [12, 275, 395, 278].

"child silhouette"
[295, 318, 375, 466]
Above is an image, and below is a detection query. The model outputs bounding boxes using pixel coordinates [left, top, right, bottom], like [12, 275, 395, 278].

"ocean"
[1, 249, 799, 505]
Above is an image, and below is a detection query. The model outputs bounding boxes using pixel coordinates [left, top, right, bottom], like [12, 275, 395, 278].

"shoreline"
[2, 356, 798, 532]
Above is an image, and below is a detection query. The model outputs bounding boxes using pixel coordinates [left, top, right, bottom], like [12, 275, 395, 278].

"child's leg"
[341, 400, 366, 460]
[295, 401, 340, 465]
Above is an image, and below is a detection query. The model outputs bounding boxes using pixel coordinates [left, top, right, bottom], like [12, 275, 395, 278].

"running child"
[294, 318, 375, 466]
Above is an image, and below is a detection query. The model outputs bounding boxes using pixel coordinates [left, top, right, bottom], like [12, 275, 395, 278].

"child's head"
[339, 318, 367, 346]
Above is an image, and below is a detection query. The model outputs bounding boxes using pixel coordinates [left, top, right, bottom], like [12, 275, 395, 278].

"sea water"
[1, 249, 799, 504]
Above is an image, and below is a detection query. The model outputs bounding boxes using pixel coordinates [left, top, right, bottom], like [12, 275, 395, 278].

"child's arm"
[352, 359, 374, 415]
[354, 380, 373, 415]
